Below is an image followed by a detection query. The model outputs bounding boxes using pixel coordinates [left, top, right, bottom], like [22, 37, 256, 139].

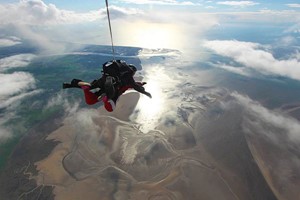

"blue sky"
[1, 0, 300, 12]
[39, 0, 300, 11]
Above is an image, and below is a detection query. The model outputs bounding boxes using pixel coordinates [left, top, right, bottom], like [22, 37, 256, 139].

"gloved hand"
[141, 82, 147, 85]
[144, 92, 152, 98]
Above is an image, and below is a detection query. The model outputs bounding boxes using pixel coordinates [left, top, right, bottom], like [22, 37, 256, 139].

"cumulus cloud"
[0, 55, 39, 109]
[277, 36, 297, 47]
[0, 54, 36, 71]
[0, 0, 143, 26]
[0, 89, 42, 110]
[0, 0, 101, 25]
[212, 9, 300, 24]
[203, 40, 300, 80]
[0, 0, 146, 53]
[107, 5, 144, 19]
[111, 10, 219, 54]
[1, 0, 299, 54]
[0, 70, 41, 141]
[217, 1, 258, 7]
[231, 92, 300, 143]
[0, 127, 12, 141]
[225, 92, 300, 197]
[0, 112, 14, 142]
[0, 85, 42, 142]
[13, 24, 70, 54]
[284, 22, 300, 35]
[287, 4, 300, 8]
[0, 72, 36, 101]
[215, 63, 252, 76]
[120, 0, 195, 5]
[0, 51, 39, 141]
[0, 36, 21, 47]
[45, 91, 80, 116]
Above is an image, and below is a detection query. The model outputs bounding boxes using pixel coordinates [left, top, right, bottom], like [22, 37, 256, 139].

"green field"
[0, 45, 142, 171]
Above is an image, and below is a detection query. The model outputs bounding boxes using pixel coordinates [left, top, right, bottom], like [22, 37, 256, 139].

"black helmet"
[128, 64, 137, 73]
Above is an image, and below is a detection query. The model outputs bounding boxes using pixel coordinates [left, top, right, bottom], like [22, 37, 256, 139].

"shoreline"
[0, 110, 65, 200]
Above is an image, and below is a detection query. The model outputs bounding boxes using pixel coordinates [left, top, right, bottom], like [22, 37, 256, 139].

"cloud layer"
[0, 53, 38, 142]
[120, 0, 195, 6]
[0, 54, 36, 71]
[0, 0, 144, 26]
[217, 1, 258, 7]
[0, 36, 21, 47]
[231, 92, 300, 143]
[0, 0, 101, 25]
[1, 0, 300, 53]
[0, 54, 37, 108]
[287, 4, 300, 8]
[204, 40, 300, 81]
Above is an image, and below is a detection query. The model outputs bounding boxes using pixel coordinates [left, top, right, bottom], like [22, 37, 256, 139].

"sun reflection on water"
[132, 65, 178, 132]
[139, 80, 163, 117]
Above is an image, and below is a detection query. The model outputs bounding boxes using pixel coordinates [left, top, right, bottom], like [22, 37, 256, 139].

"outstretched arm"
[132, 80, 152, 98]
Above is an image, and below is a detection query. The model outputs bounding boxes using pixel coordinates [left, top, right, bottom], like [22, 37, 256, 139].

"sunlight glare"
[139, 80, 163, 117]
[130, 22, 181, 49]
[132, 65, 177, 132]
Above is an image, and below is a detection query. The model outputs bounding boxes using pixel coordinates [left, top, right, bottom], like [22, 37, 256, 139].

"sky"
[1, 0, 299, 12]
[0, 0, 299, 58]
[0, 0, 300, 141]
[1, 0, 298, 75]
[0, 0, 300, 51]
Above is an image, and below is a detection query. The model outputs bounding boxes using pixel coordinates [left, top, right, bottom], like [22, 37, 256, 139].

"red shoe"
[102, 96, 115, 112]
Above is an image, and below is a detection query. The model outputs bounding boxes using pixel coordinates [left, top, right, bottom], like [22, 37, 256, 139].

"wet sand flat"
[33, 92, 277, 200]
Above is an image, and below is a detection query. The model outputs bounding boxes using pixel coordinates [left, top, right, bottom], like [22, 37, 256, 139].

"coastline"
[0, 110, 64, 200]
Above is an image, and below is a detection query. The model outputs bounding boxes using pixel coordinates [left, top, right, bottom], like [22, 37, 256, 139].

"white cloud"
[0, 72, 36, 98]
[217, 1, 258, 7]
[111, 10, 219, 53]
[211, 10, 300, 24]
[277, 35, 297, 47]
[13, 24, 69, 54]
[0, 127, 12, 142]
[1, 0, 299, 56]
[0, 0, 102, 25]
[107, 5, 144, 19]
[203, 40, 300, 81]
[231, 92, 300, 143]
[0, 70, 40, 141]
[0, 52, 39, 141]
[0, 112, 14, 142]
[119, 0, 196, 6]
[284, 22, 300, 35]
[45, 91, 80, 115]
[290, 51, 300, 61]
[287, 4, 300, 8]
[216, 63, 251, 76]
[0, 37, 21, 47]
[0, 0, 144, 26]
[0, 89, 42, 110]
[219, 92, 300, 197]
[0, 87, 42, 142]
[0, 54, 36, 71]
[0, 1, 145, 53]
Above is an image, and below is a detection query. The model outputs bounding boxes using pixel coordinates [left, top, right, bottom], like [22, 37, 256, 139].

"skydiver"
[62, 60, 152, 112]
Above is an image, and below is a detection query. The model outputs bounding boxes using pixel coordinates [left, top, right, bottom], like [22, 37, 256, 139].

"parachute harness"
[105, 0, 116, 60]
